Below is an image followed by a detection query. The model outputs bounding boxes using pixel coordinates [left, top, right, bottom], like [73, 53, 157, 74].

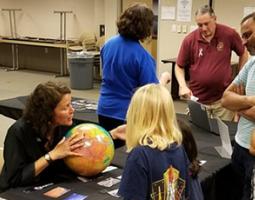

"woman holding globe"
[0, 81, 85, 192]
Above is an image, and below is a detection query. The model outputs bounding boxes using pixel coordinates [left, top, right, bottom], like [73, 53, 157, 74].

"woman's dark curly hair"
[23, 81, 71, 139]
[117, 3, 154, 41]
[178, 119, 201, 178]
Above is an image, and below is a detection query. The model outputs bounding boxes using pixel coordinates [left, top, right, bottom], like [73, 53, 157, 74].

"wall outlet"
[177, 25, 181, 33]
[171, 24, 177, 32]
[182, 25, 187, 33]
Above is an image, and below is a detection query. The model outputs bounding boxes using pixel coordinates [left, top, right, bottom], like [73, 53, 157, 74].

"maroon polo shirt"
[177, 24, 245, 104]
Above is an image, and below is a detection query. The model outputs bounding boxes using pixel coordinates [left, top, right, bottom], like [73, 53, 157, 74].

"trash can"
[68, 52, 94, 90]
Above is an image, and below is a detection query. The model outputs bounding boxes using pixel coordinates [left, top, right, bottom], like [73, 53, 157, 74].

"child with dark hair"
[178, 119, 204, 200]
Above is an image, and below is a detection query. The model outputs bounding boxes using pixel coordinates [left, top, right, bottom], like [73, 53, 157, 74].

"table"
[111, 115, 239, 200]
[161, 58, 178, 99]
[0, 96, 98, 124]
[0, 168, 123, 200]
[161, 58, 189, 100]
[0, 38, 69, 76]
[0, 96, 240, 200]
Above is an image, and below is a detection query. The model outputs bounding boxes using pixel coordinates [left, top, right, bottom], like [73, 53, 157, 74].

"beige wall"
[157, 0, 207, 76]
[1, 1, 255, 69]
[214, 0, 255, 29]
[214, 0, 255, 62]
[157, 0, 255, 90]
[158, 0, 255, 67]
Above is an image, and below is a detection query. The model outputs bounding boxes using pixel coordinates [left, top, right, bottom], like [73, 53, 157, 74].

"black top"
[0, 118, 75, 192]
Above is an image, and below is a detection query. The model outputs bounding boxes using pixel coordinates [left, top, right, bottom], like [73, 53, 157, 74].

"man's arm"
[249, 130, 255, 155]
[239, 106, 255, 122]
[175, 65, 192, 99]
[221, 83, 255, 111]
[238, 49, 249, 71]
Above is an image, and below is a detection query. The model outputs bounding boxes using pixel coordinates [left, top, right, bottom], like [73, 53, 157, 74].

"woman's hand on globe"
[50, 134, 85, 160]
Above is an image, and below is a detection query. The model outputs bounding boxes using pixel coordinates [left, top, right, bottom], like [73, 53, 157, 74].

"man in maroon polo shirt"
[175, 5, 248, 121]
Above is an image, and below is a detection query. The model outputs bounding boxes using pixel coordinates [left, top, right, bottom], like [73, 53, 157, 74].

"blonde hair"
[126, 84, 182, 152]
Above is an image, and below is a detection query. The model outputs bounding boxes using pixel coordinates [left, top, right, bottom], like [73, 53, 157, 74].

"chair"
[80, 32, 97, 51]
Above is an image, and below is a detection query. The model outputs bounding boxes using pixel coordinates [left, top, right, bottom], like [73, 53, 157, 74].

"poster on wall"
[177, 0, 192, 22]
[161, 6, 175, 20]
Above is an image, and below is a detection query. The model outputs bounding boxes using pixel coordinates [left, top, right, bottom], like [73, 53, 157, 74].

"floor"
[0, 68, 187, 149]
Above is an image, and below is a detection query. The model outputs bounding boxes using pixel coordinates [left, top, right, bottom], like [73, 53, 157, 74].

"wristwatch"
[44, 153, 53, 164]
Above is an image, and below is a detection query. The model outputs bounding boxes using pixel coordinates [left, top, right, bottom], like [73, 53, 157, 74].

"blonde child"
[118, 84, 190, 199]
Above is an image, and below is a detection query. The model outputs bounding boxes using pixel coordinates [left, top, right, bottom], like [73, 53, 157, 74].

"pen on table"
[34, 182, 54, 190]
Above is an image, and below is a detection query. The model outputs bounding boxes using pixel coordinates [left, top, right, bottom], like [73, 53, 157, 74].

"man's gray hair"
[195, 5, 215, 17]
[241, 12, 255, 24]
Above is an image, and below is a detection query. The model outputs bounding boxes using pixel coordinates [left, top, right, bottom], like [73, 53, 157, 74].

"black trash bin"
[68, 52, 94, 90]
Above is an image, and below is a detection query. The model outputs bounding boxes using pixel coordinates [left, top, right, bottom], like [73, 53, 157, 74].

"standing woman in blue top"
[97, 3, 169, 148]
[118, 84, 190, 200]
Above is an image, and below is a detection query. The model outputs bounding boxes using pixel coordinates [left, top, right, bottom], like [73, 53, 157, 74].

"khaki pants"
[204, 99, 235, 121]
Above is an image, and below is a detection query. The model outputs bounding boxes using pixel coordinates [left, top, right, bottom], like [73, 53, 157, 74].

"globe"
[64, 123, 114, 177]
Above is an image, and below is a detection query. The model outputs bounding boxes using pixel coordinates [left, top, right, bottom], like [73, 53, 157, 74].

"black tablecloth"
[0, 96, 99, 123]
[0, 96, 239, 200]
[0, 168, 123, 200]
[111, 115, 239, 200]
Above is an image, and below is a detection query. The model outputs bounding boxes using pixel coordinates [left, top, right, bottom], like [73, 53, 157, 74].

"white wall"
[0, 0, 97, 39]
[94, 0, 105, 38]
[104, 0, 120, 42]
[1, 1, 255, 66]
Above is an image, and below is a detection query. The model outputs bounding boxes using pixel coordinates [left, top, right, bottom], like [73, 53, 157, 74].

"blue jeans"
[232, 142, 255, 200]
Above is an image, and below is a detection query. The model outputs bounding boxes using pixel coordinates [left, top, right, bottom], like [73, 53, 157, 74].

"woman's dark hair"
[23, 81, 71, 139]
[178, 119, 201, 178]
[117, 3, 153, 41]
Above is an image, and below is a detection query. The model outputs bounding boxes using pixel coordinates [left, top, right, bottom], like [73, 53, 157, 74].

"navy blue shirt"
[97, 35, 159, 121]
[118, 144, 190, 200]
[190, 177, 204, 200]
